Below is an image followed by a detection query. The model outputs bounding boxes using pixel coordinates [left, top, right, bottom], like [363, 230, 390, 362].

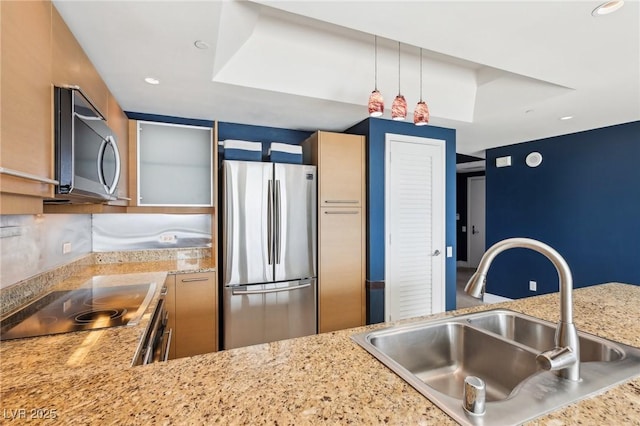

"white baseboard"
[483, 293, 513, 304]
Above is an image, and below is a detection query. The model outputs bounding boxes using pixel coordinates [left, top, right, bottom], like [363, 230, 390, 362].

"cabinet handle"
[232, 282, 311, 295]
[162, 329, 173, 362]
[0, 167, 59, 185]
[324, 200, 358, 204]
[180, 277, 209, 283]
[324, 210, 359, 215]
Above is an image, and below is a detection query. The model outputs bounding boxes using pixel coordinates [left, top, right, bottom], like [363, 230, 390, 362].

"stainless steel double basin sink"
[352, 309, 640, 425]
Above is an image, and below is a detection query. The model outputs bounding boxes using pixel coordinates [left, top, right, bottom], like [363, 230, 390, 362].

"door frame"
[466, 175, 486, 268]
[384, 133, 446, 320]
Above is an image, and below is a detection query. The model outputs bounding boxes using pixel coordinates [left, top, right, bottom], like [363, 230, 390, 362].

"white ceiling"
[52, 0, 640, 157]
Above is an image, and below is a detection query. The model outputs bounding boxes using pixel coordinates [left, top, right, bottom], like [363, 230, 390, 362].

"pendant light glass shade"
[368, 90, 384, 117]
[414, 48, 430, 125]
[368, 36, 384, 117]
[392, 42, 406, 121]
[414, 101, 429, 125]
[392, 95, 407, 120]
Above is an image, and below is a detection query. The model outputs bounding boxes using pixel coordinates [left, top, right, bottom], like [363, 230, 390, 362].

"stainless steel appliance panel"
[223, 279, 317, 350]
[273, 163, 317, 282]
[223, 161, 274, 286]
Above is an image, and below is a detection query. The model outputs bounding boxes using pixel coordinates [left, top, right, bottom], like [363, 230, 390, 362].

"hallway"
[456, 267, 487, 309]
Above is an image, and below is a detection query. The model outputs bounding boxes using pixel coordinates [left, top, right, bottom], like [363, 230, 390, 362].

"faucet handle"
[536, 346, 578, 371]
[463, 376, 486, 415]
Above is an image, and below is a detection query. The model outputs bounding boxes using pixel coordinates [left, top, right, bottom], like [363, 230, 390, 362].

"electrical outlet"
[529, 280, 537, 292]
[159, 234, 177, 243]
[62, 242, 72, 254]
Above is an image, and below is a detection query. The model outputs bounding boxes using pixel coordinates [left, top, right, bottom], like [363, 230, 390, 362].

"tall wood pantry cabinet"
[303, 131, 366, 333]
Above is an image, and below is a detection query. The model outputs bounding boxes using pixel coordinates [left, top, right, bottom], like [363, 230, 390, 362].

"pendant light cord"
[419, 48, 423, 102]
[374, 36, 378, 91]
[397, 41, 401, 95]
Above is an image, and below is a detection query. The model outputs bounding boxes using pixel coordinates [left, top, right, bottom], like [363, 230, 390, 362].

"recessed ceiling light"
[144, 77, 160, 85]
[194, 40, 210, 49]
[592, 1, 624, 16]
[560, 116, 573, 121]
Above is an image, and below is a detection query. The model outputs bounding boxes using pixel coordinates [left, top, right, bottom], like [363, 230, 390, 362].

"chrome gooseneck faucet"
[464, 237, 581, 381]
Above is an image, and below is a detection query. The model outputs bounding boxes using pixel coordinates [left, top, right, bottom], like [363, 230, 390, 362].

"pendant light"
[367, 36, 384, 117]
[391, 42, 407, 120]
[413, 48, 430, 126]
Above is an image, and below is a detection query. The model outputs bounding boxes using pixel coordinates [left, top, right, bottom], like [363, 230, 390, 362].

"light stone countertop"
[1, 283, 640, 425]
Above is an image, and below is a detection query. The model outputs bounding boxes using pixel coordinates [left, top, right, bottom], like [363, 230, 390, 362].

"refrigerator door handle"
[232, 282, 311, 295]
[267, 179, 273, 265]
[275, 179, 281, 264]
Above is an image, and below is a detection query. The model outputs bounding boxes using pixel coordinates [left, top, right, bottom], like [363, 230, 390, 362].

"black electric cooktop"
[0, 283, 154, 341]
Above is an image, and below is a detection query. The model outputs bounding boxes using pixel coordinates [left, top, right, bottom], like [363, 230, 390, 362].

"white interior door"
[467, 176, 486, 267]
[385, 134, 445, 322]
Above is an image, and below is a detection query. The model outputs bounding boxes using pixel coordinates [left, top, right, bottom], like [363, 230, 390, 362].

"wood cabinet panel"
[106, 93, 129, 205]
[170, 271, 217, 358]
[318, 132, 364, 208]
[0, 0, 54, 200]
[52, 6, 108, 118]
[164, 275, 177, 360]
[304, 130, 367, 333]
[318, 208, 365, 333]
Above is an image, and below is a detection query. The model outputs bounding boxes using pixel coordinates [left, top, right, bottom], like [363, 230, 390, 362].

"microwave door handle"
[97, 136, 121, 195]
[106, 136, 121, 195]
[97, 138, 108, 187]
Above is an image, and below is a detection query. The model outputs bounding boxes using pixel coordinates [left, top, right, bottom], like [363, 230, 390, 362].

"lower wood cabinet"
[164, 271, 218, 359]
[318, 208, 365, 333]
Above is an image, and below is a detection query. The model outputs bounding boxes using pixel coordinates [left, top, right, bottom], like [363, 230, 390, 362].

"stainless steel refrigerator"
[222, 160, 317, 349]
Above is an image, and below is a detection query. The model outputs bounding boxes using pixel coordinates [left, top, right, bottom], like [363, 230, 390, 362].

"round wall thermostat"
[526, 152, 543, 167]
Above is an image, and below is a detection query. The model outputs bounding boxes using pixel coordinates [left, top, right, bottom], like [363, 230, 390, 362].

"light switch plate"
[446, 246, 453, 258]
[496, 156, 512, 168]
[62, 242, 72, 254]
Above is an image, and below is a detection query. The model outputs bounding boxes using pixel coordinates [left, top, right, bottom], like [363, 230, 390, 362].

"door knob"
[432, 249, 441, 257]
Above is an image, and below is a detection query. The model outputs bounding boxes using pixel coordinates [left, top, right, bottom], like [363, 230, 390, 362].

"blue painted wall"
[218, 122, 312, 161]
[346, 117, 458, 314]
[485, 121, 640, 299]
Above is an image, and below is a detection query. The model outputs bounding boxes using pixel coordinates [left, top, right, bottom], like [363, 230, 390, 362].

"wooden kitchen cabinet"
[52, 6, 109, 119]
[303, 131, 366, 333]
[164, 271, 218, 359]
[129, 120, 214, 208]
[318, 208, 365, 332]
[0, 0, 54, 210]
[303, 131, 365, 208]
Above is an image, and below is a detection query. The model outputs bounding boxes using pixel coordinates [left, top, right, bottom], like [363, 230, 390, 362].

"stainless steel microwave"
[50, 86, 121, 203]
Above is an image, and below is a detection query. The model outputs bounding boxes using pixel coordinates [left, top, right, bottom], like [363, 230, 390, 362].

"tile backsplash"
[0, 214, 92, 289]
[0, 213, 212, 289]
[92, 214, 211, 251]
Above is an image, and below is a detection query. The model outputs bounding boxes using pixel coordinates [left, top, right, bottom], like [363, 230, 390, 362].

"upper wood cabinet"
[303, 131, 365, 208]
[52, 6, 108, 118]
[0, 0, 54, 207]
[129, 120, 215, 208]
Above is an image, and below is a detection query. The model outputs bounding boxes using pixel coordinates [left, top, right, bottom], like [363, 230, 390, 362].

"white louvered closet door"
[385, 134, 445, 322]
